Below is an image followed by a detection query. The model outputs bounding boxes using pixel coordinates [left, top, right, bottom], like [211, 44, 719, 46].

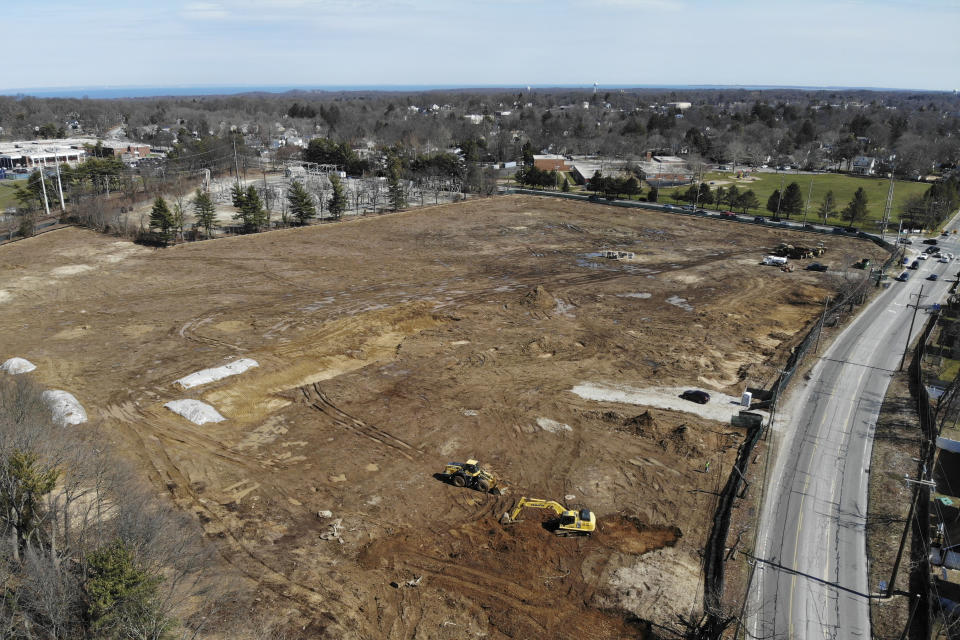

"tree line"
[0, 376, 211, 639]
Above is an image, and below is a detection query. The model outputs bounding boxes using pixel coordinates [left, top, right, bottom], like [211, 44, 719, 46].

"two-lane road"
[749, 231, 959, 639]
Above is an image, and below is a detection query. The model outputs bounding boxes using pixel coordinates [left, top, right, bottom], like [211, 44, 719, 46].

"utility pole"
[775, 172, 785, 218]
[899, 286, 926, 371]
[887, 474, 935, 597]
[233, 139, 241, 187]
[693, 162, 702, 211]
[881, 171, 896, 242]
[38, 166, 50, 217]
[802, 177, 813, 226]
[53, 153, 66, 212]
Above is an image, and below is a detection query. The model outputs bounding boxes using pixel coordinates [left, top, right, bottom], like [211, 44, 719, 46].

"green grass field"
[0, 182, 19, 211]
[684, 171, 931, 228]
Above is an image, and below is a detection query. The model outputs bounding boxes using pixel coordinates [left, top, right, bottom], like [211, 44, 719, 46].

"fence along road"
[748, 227, 959, 639]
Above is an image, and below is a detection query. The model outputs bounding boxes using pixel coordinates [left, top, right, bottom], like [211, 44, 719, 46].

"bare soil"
[0, 195, 887, 638]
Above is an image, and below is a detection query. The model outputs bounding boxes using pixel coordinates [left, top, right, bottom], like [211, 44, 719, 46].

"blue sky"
[3, 0, 959, 92]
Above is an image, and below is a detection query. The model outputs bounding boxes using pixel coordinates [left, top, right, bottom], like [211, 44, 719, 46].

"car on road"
[928, 274, 939, 281]
[923, 238, 938, 245]
[720, 211, 737, 219]
[679, 390, 710, 404]
[754, 216, 765, 223]
[899, 238, 913, 244]
[806, 262, 829, 272]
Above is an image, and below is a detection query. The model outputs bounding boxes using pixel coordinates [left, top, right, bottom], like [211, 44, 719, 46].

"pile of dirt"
[624, 410, 658, 435]
[520, 285, 556, 310]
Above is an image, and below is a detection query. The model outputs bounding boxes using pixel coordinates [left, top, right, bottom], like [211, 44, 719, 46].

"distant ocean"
[0, 84, 936, 99]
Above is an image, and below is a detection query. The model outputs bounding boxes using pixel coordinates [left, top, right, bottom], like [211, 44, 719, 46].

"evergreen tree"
[780, 182, 804, 218]
[698, 182, 713, 207]
[328, 173, 347, 220]
[230, 183, 246, 208]
[736, 190, 760, 213]
[589, 170, 604, 193]
[647, 186, 658, 202]
[84, 539, 167, 638]
[766, 189, 782, 215]
[192, 189, 216, 237]
[287, 180, 316, 224]
[387, 171, 407, 211]
[817, 190, 836, 223]
[842, 187, 869, 224]
[714, 186, 726, 209]
[624, 176, 640, 199]
[149, 196, 173, 242]
[561, 177, 570, 192]
[724, 185, 740, 210]
[234, 185, 265, 232]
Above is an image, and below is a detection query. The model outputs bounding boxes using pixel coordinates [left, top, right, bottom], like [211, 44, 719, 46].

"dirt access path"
[0, 195, 886, 638]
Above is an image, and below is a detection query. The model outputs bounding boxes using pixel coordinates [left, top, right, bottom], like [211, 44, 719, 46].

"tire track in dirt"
[299, 383, 424, 460]
[106, 400, 365, 629]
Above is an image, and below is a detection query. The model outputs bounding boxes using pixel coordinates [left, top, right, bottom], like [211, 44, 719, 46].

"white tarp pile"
[1, 357, 36, 375]
[164, 399, 226, 425]
[175, 358, 259, 389]
[41, 390, 87, 426]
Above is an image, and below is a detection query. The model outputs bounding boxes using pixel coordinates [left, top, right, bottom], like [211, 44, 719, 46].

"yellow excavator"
[500, 497, 596, 536]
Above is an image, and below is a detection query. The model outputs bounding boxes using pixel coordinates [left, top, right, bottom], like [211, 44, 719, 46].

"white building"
[0, 139, 89, 170]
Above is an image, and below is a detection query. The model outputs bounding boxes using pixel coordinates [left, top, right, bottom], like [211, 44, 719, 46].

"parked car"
[805, 262, 829, 272]
[909, 261, 920, 269]
[928, 274, 939, 281]
[922, 238, 938, 245]
[679, 390, 710, 404]
[754, 216, 765, 223]
[897, 272, 911, 281]
[720, 211, 736, 218]
[940, 256, 950, 263]
[899, 238, 913, 244]
[918, 254, 928, 260]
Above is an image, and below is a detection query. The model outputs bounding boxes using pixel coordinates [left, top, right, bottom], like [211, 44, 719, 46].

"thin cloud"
[588, 0, 684, 9]
[182, 2, 229, 20]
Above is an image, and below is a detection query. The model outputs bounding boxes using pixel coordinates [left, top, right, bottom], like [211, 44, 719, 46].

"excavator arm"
[506, 497, 566, 522]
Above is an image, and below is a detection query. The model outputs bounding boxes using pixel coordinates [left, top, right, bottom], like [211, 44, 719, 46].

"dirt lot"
[0, 195, 887, 638]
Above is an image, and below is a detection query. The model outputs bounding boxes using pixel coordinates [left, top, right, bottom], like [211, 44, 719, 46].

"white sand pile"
[164, 399, 225, 425]
[41, 390, 87, 425]
[175, 358, 259, 389]
[1, 357, 36, 374]
[571, 382, 764, 423]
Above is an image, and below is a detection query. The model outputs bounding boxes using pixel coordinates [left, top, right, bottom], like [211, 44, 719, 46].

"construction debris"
[773, 241, 826, 259]
[319, 518, 345, 543]
[602, 250, 635, 260]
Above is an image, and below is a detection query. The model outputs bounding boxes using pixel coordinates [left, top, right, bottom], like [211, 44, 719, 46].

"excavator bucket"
[500, 512, 514, 525]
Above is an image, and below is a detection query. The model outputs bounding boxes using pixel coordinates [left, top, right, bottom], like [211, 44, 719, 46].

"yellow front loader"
[500, 496, 596, 536]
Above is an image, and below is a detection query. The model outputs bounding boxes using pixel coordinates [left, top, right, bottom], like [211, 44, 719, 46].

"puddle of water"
[617, 292, 652, 299]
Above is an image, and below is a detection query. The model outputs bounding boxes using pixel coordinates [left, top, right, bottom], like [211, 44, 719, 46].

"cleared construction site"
[0, 194, 888, 638]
